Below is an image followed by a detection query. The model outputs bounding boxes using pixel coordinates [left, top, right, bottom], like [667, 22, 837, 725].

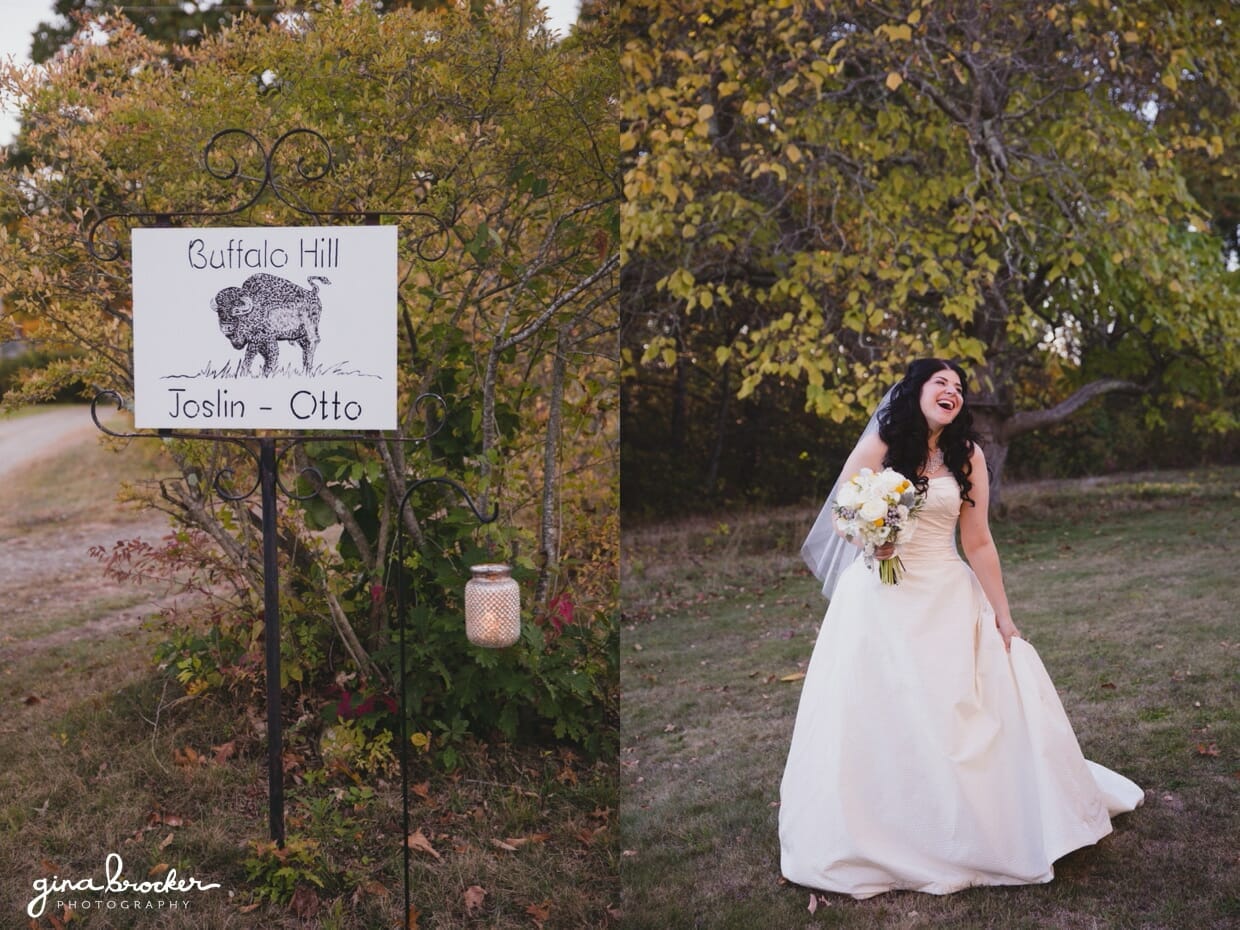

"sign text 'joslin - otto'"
[132, 225, 397, 430]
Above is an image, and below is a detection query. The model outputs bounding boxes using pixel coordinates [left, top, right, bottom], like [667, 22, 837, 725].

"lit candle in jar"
[465, 564, 520, 648]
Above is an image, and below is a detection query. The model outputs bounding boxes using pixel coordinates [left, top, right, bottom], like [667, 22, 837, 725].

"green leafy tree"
[26, 0, 501, 65]
[29, 0, 277, 64]
[1, 2, 618, 755]
[621, 0, 1239, 505]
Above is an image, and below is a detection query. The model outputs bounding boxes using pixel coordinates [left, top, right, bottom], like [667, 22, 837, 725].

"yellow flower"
[872, 518, 884, 527]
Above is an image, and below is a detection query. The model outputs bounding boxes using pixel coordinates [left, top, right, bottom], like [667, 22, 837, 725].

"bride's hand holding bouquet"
[831, 467, 925, 584]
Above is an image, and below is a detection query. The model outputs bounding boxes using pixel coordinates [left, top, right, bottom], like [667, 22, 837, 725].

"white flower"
[859, 498, 887, 522]
[875, 469, 905, 494]
[836, 482, 861, 508]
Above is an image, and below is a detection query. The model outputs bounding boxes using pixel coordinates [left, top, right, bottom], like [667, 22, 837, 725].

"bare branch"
[1002, 378, 1146, 440]
[498, 253, 619, 352]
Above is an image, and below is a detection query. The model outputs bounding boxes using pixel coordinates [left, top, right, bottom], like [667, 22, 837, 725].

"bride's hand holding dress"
[956, 444, 1022, 652]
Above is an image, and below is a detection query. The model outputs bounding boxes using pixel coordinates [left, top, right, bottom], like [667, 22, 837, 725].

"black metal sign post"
[85, 129, 494, 860]
[393, 479, 497, 927]
[259, 437, 282, 843]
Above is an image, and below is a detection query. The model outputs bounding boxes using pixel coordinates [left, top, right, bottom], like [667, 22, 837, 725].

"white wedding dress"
[779, 475, 1143, 898]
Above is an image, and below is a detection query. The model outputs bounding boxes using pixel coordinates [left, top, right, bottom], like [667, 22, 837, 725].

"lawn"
[619, 468, 1239, 930]
[0, 418, 619, 929]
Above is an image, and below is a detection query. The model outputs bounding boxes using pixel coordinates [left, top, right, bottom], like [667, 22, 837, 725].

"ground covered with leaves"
[620, 467, 1240, 929]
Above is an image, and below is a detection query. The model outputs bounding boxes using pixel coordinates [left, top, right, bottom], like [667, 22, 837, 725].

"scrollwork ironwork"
[90, 389, 454, 506]
[85, 127, 454, 262]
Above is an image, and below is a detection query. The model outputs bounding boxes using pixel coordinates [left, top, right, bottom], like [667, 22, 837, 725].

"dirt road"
[0, 405, 101, 480]
[0, 405, 173, 659]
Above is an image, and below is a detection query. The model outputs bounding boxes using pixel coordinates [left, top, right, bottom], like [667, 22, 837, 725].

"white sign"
[132, 226, 397, 430]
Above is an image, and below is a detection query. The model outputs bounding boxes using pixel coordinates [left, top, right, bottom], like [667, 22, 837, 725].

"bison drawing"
[211, 273, 331, 377]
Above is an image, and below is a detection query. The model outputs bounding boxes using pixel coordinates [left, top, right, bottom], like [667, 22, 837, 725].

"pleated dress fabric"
[779, 475, 1143, 898]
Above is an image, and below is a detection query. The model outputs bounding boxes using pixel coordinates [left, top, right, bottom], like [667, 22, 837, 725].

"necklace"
[925, 447, 944, 475]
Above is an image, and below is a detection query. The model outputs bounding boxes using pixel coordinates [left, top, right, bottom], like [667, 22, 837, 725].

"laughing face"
[919, 367, 964, 433]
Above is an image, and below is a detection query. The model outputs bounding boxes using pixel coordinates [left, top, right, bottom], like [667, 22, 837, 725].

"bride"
[780, 359, 1143, 898]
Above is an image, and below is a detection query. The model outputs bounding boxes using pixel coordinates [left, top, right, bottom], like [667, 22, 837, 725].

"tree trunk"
[969, 405, 1012, 510]
[704, 362, 731, 490]
[534, 329, 567, 608]
[671, 344, 689, 452]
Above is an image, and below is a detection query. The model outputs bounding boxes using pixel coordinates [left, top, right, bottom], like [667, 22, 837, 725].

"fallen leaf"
[350, 879, 390, 905]
[780, 672, 806, 682]
[406, 829, 442, 860]
[464, 885, 486, 915]
[238, 902, 261, 913]
[1196, 742, 1220, 757]
[147, 862, 169, 877]
[407, 905, 422, 928]
[212, 741, 237, 764]
[576, 825, 607, 845]
[22, 694, 41, 706]
[411, 781, 431, 801]
[289, 884, 320, 919]
[158, 833, 175, 851]
[526, 900, 551, 927]
[281, 748, 305, 771]
[491, 838, 520, 852]
[808, 893, 818, 914]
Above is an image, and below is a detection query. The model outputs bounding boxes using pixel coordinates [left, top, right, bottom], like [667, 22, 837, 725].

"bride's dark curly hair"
[878, 359, 981, 505]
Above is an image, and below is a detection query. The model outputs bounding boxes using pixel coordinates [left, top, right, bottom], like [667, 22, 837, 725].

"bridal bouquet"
[831, 468, 925, 585]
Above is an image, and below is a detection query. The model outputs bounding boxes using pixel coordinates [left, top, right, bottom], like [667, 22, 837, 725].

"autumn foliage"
[620, 0, 1239, 507]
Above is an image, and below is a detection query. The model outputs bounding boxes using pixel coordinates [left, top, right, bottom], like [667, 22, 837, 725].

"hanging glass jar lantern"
[464, 563, 521, 648]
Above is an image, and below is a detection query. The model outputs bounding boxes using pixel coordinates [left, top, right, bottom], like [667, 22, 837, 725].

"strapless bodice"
[899, 475, 962, 562]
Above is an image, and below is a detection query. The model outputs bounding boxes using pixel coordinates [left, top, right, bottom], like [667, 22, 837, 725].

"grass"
[174, 359, 384, 380]
[0, 415, 619, 929]
[619, 466, 1240, 930]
